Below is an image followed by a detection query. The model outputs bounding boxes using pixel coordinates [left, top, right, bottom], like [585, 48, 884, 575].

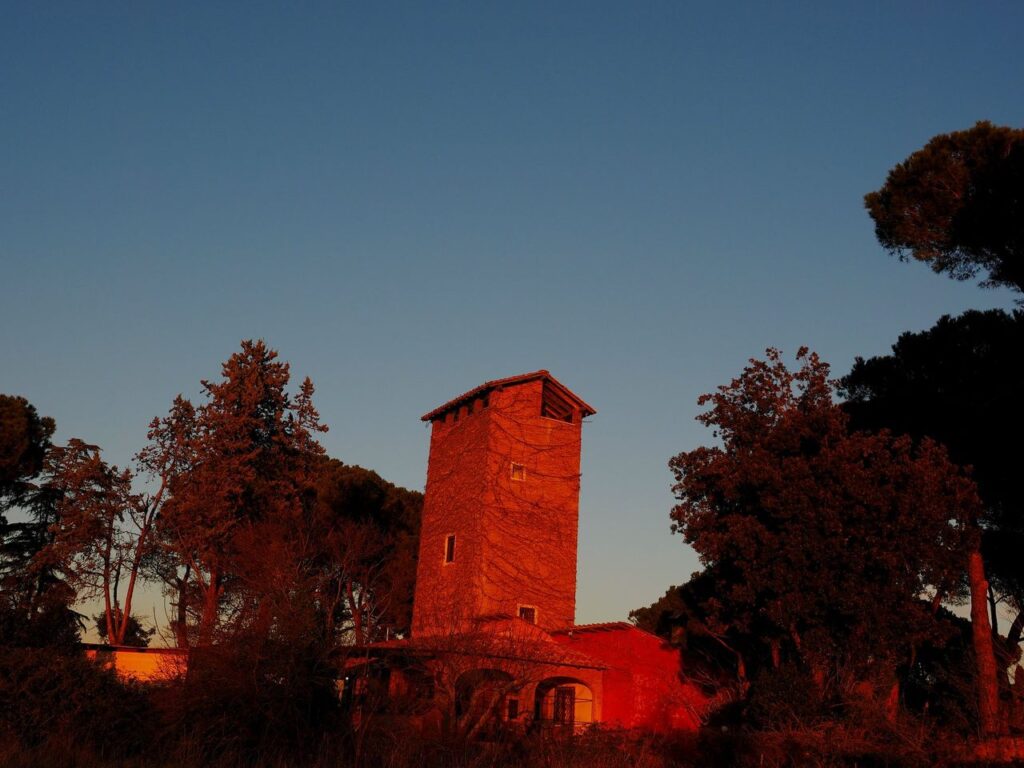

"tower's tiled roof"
[421, 370, 596, 422]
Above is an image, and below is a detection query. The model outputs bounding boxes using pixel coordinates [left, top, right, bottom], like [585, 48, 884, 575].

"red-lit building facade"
[359, 371, 709, 733]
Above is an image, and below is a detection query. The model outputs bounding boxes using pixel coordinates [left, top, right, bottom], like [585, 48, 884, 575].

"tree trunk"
[117, 521, 151, 644]
[173, 566, 190, 648]
[102, 548, 116, 644]
[969, 548, 1002, 736]
[324, 580, 343, 641]
[1007, 610, 1024, 653]
[883, 680, 901, 721]
[198, 569, 220, 647]
[989, 583, 1000, 636]
[931, 583, 952, 616]
[708, 632, 746, 686]
[346, 580, 364, 646]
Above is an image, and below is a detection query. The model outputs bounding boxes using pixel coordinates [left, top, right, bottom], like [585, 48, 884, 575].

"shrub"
[0, 646, 152, 761]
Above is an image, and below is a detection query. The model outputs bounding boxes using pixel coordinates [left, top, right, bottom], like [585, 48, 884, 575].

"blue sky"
[2, 2, 1022, 629]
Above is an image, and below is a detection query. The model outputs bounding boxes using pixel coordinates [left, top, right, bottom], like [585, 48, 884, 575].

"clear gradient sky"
[2, 3, 1022, 629]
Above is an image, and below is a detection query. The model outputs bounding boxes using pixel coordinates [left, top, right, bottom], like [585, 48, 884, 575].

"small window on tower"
[444, 534, 456, 564]
[518, 605, 537, 624]
[510, 463, 526, 481]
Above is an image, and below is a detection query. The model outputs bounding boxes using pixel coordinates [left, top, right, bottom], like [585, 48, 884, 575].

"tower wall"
[411, 374, 587, 637]
[411, 399, 491, 636]
[479, 381, 580, 631]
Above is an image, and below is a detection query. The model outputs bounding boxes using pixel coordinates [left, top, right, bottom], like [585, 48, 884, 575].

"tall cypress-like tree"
[149, 340, 327, 646]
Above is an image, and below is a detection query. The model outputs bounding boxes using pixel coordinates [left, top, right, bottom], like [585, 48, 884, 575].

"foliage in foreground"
[0, 639, 996, 768]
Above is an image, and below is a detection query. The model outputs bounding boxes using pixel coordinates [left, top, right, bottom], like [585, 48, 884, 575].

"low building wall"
[83, 644, 187, 682]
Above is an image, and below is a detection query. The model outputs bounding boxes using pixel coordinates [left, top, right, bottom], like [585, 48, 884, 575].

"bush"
[744, 663, 828, 730]
[152, 638, 345, 767]
[0, 646, 152, 762]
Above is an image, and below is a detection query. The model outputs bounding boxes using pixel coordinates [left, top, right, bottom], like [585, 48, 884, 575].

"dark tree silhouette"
[0, 396, 80, 648]
[312, 459, 421, 645]
[148, 340, 327, 646]
[93, 609, 154, 647]
[0, 395, 54, 507]
[33, 439, 158, 647]
[669, 348, 993, 726]
[630, 567, 763, 707]
[865, 121, 1024, 294]
[843, 309, 1024, 722]
[629, 583, 687, 638]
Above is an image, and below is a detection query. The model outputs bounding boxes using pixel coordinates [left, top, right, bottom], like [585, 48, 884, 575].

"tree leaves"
[669, 349, 979, 693]
[865, 121, 1024, 294]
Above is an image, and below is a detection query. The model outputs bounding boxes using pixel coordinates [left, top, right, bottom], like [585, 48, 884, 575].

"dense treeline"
[0, 343, 424, 766]
[1, 342, 423, 650]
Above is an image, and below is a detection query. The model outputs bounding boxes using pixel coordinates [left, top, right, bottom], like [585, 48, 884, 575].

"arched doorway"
[534, 677, 594, 730]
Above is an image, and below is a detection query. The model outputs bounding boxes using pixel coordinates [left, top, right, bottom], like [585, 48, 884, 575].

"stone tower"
[411, 371, 595, 637]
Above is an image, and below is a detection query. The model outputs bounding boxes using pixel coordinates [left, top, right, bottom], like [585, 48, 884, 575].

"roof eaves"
[550, 621, 636, 635]
[421, 370, 596, 422]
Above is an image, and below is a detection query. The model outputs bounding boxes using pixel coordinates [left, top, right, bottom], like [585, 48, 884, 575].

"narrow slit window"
[507, 698, 520, 720]
[444, 534, 456, 563]
[510, 462, 526, 482]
